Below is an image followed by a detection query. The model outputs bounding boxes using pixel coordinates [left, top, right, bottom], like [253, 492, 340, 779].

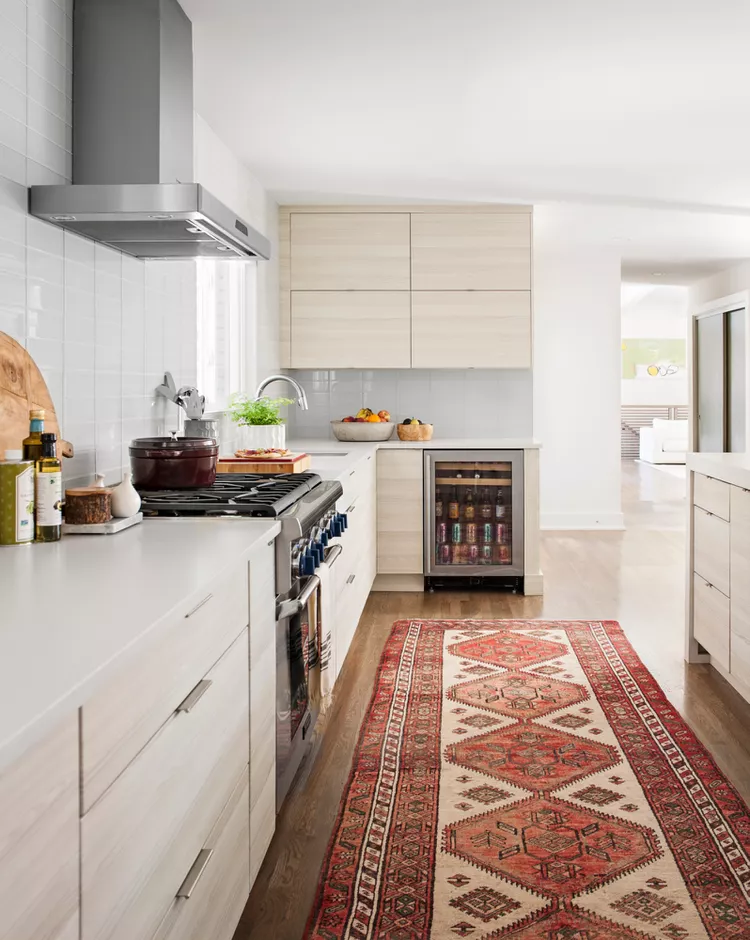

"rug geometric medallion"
[303, 620, 750, 938]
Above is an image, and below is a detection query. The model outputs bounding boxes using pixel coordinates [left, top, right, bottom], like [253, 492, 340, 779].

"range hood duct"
[28, 0, 270, 261]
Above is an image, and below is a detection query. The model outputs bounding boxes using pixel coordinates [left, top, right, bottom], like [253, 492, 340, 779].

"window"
[196, 259, 256, 412]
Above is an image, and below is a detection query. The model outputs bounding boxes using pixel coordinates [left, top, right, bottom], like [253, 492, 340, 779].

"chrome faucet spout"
[255, 374, 309, 410]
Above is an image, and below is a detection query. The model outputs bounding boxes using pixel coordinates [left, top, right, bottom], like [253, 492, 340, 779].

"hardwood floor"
[234, 459, 750, 940]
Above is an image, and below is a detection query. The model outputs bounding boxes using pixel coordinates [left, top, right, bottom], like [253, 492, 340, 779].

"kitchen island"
[686, 452, 750, 704]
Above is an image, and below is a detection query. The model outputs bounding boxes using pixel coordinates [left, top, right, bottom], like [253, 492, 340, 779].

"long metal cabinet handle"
[324, 544, 343, 567]
[184, 594, 213, 618]
[275, 575, 321, 620]
[176, 848, 214, 899]
[176, 679, 213, 713]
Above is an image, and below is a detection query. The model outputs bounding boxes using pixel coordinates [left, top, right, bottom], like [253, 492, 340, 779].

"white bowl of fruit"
[331, 409, 395, 441]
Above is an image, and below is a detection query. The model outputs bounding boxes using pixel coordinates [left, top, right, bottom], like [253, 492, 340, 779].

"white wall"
[533, 207, 623, 529]
[285, 369, 533, 439]
[0, 0, 277, 485]
[689, 260, 750, 308]
[621, 283, 688, 406]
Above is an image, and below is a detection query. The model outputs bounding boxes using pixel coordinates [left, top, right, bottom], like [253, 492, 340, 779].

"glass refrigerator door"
[425, 451, 524, 576]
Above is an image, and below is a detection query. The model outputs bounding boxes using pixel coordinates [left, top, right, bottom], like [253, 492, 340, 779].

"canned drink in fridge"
[498, 544, 511, 564]
[481, 523, 493, 543]
[495, 523, 507, 542]
[468, 544, 480, 564]
[451, 543, 467, 564]
[465, 523, 477, 543]
[451, 523, 463, 544]
[480, 544, 493, 564]
[438, 543, 451, 565]
[436, 522, 447, 543]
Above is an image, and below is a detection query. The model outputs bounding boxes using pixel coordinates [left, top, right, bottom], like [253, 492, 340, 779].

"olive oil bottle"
[22, 409, 45, 462]
[35, 432, 62, 542]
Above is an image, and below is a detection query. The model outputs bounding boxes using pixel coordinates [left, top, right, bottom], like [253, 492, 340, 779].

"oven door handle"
[324, 544, 343, 567]
[276, 575, 320, 621]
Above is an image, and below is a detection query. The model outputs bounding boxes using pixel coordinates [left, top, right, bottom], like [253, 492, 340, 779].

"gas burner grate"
[138, 472, 323, 517]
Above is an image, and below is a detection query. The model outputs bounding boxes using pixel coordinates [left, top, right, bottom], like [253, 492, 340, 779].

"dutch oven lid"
[130, 436, 218, 452]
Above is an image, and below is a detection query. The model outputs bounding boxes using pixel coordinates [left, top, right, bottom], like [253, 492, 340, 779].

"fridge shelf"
[435, 478, 511, 486]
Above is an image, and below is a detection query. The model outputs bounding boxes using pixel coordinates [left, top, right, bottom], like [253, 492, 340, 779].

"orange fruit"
[366, 414, 381, 422]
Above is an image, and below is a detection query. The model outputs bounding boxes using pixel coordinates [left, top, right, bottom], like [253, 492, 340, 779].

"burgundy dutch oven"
[130, 437, 219, 489]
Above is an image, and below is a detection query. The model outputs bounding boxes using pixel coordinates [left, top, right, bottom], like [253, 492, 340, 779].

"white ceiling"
[180, 0, 750, 281]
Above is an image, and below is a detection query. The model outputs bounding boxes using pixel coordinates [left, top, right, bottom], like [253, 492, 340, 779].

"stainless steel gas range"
[138, 472, 345, 811]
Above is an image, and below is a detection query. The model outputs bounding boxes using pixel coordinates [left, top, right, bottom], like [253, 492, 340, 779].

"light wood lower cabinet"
[731, 486, 750, 687]
[376, 450, 424, 574]
[412, 291, 531, 368]
[81, 631, 249, 940]
[694, 473, 730, 521]
[693, 573, 730, 670]
[81, 564, 249, 812]
[153, 770, 250, 940]
[290, 291, 411, 369]
[0, 717, 79, 940]
[693, 506, 730, 597]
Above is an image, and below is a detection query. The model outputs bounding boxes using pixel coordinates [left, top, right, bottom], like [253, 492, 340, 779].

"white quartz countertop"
[687, 452, 750, 490]
[292, 437, 541, 484]
[0, 517, 279, 772]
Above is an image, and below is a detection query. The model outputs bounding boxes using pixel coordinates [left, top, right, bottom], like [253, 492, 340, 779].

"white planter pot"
[237, 424, 286, 451]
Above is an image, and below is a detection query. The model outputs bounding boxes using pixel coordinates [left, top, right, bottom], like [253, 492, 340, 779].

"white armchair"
[639, 418, 688, 464]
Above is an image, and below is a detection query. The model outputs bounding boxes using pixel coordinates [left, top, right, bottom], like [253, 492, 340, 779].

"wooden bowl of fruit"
[397, 419, 433, 441]
[332, 409, 395, 442]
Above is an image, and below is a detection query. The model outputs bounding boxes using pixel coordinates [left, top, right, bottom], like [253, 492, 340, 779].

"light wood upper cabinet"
[412, 291, 531, 368]
[290, 212, 411, 290]
[290, 291, 411, 369]
[0, 717, 79, 940]
[411, 212, 531, 290]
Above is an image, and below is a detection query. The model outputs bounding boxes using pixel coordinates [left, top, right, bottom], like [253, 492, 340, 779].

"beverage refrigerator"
[424, 450, 525, 589]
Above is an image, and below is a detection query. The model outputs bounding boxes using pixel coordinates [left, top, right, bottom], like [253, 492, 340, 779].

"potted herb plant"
[227, 394, 294, 452]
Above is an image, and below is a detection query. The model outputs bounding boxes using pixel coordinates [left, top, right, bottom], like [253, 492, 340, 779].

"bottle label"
[16, 466, 34, 542]
[36, 471, 62, 526]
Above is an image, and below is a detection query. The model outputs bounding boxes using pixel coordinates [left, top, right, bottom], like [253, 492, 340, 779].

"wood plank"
[411, 291, 531, 368]
[290, 291, 411, 369]
[217, 454, 311, 474]
[0, 716, 79, 940]
[290, 213, 410, 290]
[411, 214, 531, 290]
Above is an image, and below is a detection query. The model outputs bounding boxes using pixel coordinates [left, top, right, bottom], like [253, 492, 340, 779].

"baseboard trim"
[524, 573, 544, 596]
[541, 512, 625, 531]
[372, 574, 424, 592]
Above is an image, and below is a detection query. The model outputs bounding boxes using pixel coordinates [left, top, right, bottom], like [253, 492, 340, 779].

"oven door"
[275, 574, 319, 810]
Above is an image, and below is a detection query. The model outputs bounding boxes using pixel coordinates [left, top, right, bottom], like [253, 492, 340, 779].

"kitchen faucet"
[255, 375, 309, 410]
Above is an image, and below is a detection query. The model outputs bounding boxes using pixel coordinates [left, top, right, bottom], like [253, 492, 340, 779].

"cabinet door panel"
[412, 291, 531, 368]
[290, 213, 410, 289]
[694, 472, 730, 520]
[693, 573, 730, 669]
[0, 717, 79, 940]
[411, 212, 531, 290]
[377, 450, 423, 574]
[731, 486, 750, 685]
[693, 506, 730, 597]
[290, 291, 411, 369]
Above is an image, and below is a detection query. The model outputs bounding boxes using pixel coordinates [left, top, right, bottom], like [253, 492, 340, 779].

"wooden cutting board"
[0, 331, 73, 459]
[217, 453, 312, 474]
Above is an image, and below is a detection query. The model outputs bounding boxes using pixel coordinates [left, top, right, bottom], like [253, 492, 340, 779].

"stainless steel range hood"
[28, 0, 270, 261]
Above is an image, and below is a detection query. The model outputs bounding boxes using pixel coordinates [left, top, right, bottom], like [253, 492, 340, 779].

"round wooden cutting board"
[0, 331, 73, 460]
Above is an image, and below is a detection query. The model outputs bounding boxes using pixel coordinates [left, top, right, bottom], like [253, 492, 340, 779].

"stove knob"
[319, 530, 329, 547]
[330, 518, 343, 537]
[338, 512, 348, 531]
[310, 541, 324, 566]
[300, 551, 317, 576]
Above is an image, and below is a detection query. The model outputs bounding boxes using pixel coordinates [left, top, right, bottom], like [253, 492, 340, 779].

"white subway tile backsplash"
[286, 368, 534, 440]
[0, 53, 26, 97]
[27, 128, 71, 178]
[27, 335, 63, 371]
[0, 78, 27, 124]
[27, 9, 71, 70]
[0, 109, 26, 156]
[27, 97, 71, 152]
[0, 235, 25, 276]
[25, 159, 64, 186]
[0, 306, 25, 342]
[0, 143, 25, 186]
[0, 269, 27, 309]
[0, 11, 27, 61]
[1, 0, 27, 32]
[26, 67, 68, 127]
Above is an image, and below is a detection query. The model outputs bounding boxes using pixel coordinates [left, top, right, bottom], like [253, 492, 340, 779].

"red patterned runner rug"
[303, 620, 750, 939]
